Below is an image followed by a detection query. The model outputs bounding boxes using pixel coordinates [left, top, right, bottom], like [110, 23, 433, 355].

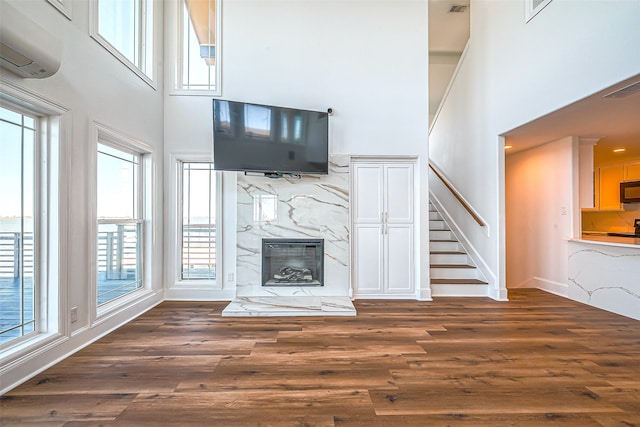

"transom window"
[176, 0, 221, 93]
[181, 162, 217, 280]
[96, 143, 143, 305]
[0, 106, 37, 345]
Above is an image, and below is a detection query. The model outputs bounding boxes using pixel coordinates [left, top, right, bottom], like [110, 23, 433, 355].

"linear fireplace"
[262, 239, 324, 287]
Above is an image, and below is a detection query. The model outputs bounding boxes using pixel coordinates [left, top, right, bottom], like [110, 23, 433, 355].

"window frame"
[171, 0, 222, 96]
[90, 122, 154, 324]
[167, 154, 223, 290]
[89, 0, 156, 88]
[0, 80, 68, 368]
[96, 143, 144, 306]
[179, 161, 220, 282]
[0, 106, 39, 346]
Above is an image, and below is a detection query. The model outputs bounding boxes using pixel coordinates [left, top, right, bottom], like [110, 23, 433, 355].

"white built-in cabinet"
[597, 164, 624, 211]
[352, 160, 414, 297]
[625, 161, 640, 180]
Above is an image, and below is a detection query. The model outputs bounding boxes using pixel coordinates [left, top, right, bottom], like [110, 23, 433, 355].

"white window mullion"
[95, 128, 150, 310]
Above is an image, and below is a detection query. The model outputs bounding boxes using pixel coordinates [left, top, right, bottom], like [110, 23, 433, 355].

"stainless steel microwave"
[620, 180, 640, 203]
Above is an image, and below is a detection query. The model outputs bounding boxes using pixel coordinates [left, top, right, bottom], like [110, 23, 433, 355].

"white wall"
[1, 0, 165, 393]
[429, 0, 640, 295]
[163, 0, 431, 299]
[506, 136, 575, 295]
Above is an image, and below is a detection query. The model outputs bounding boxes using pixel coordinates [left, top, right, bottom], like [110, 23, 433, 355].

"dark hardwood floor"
[2, 289, 640, 426]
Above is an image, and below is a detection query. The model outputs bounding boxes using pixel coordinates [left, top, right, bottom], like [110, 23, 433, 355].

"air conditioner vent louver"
[603, 81, 640, 99]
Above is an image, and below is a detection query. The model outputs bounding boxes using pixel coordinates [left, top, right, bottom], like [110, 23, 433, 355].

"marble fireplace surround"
[222, 155, 357, 316]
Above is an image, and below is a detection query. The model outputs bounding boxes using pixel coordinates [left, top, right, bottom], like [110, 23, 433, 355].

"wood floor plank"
[2, 289, 640, 426]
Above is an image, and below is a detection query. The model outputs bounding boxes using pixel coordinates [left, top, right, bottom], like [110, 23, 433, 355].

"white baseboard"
[164, 287, 236, 301]
[418, 287, 433, 301]
[513, 277, 568, 297]
[353, 293, 422, 300]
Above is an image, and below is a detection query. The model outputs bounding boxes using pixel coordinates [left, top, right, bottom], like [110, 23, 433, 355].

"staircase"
[429, 203, 488, 296]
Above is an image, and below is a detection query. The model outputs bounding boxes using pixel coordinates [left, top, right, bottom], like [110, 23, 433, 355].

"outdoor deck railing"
[0, 225, 216, 281]
[0, 233, 33, 279]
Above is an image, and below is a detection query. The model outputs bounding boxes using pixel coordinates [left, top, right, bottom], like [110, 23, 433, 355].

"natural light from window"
[93, 0, 154, 81]
[96, 143, 143, 305]
[0, 106, 36, 345]
[178, 0, 219, 92]
[181, 162, 217, 280]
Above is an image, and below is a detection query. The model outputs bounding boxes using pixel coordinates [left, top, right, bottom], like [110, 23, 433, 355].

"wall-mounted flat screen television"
[213, 99, 329, 176]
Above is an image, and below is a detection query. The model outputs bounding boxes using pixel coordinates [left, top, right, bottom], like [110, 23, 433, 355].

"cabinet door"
[625, 161, 640, 180]
[353, 164, 384, 223]
[353, 224, 384, 294]
[385, 164, 414, 223]
[599, 164, 623, 210]
[385, 224, 414, 294]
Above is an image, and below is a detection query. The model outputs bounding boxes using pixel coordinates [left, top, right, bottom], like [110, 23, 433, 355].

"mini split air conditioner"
[0, 2, 61, 78]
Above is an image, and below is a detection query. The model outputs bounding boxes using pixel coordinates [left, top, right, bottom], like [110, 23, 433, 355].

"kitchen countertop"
[577, 231, 640, 247]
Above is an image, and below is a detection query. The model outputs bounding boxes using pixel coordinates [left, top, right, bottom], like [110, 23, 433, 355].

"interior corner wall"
[505, 137, 574, 294]
[428, 0, 640, 285]
[163, 0, 430, 299]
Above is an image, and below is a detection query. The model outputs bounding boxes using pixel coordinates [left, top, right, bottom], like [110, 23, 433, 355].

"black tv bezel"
[212, 99, 330, 176]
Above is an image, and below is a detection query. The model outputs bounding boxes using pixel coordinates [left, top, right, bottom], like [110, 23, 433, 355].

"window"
[0, 85, 65, 354]
[181, 163, 217, 280]
[96, 143, 145, 305]
[91, 0, 154, 84]
[176, 0, 221, 93]
[0, 107, 36, 345]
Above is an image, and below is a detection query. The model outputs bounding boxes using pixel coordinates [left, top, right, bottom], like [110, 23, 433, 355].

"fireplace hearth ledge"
[221, 296, 356, 317]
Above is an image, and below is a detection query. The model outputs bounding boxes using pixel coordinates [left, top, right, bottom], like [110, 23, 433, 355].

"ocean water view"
[0, 217, 33, 232]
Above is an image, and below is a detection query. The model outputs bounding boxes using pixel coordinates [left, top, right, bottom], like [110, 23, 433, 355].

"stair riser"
[429, 230, 454, 240]
[429, 220, 448, 230]
[430, 268, 480, 280]
[429, 241, 461, 252]
[428, 212, 440, 220]
[430, 253, 469, 264]
[431, 284, 489, 297]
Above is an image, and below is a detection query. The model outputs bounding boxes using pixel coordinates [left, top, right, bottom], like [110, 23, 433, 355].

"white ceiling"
[503, 75, 640, 165]
[428, 0, 470, 123]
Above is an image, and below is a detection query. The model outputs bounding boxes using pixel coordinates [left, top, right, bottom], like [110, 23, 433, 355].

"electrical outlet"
[70, 306, 78, 323]
[227, 272, 235, 282]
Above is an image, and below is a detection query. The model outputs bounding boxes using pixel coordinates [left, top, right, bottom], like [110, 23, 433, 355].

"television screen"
[213, 99, 329, 175]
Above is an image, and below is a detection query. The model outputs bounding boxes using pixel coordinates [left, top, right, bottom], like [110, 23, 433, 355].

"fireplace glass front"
[262, 239, 324, 286]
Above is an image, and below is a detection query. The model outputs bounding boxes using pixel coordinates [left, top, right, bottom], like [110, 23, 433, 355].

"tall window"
[96, 143, 143, 305]
[0, 106, 36, 345]
[177, 0, 221, 93]
[181, 163, 217, 280]
[91, 0, 154, 83]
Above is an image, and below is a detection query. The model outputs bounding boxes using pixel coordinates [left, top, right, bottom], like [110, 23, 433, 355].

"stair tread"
[430, 251, 466, 254]
[430, 264, 476, 269]
[430, 239, 459, 242]
[430, 278, 488, 285]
